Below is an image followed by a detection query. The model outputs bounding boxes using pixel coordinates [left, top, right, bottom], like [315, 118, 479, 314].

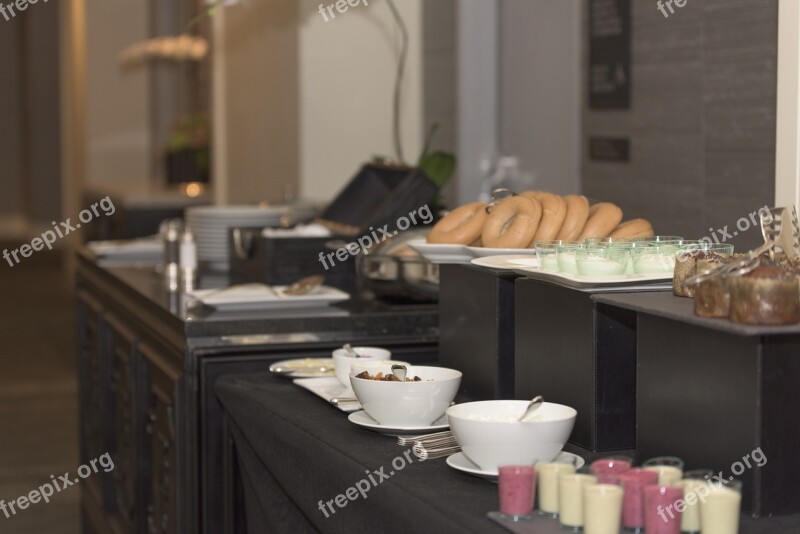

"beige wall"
[0, 1, 62, 238]
[297, 0, 424, 203]
[84, 0, 151, 189]
[214, 0, 299, 204]
[213, 0, 425, 205]
[501, 0, 582, 196]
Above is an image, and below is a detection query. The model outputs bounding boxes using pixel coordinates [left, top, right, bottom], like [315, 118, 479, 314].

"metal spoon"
[343, 343, 361, 358]
[330, 397, 360, 406]
[283, 274, 325, 296]
[517, 395, 544, 422]
[391, 364, 408, 382]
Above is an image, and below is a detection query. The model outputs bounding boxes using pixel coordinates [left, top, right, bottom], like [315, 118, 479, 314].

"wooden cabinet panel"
[76, 291, 108, 510]
[140, 343, 181, 534]
[105, 313, 139, 533]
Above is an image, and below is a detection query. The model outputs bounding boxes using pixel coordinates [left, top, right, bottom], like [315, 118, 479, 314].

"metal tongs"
[485, 188, 518, 213]
[684, 206, 800, 286]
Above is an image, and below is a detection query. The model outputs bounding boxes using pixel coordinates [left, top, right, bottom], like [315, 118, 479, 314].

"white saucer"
[446, 451, 585, 480]
[347, 410, 449, 436]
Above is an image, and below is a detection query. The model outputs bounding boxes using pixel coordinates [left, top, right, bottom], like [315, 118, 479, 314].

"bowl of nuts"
[349, 365, 462, 426]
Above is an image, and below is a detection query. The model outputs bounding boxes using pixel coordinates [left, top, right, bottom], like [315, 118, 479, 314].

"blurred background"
[0, 0, 783, 532]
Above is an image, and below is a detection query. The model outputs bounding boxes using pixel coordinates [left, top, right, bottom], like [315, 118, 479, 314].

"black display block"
[514, 279, 638, 452]
[595, 292, 800, 517]
[439, 264, 519, 401]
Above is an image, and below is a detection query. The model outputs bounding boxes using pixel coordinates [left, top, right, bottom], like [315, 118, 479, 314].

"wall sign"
[589, 137, 630, 162]
[589, 0, 631, 109]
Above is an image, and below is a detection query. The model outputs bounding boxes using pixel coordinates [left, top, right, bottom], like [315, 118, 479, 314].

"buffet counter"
[216, 373, 800, 534]
[75, 248, 439, 534]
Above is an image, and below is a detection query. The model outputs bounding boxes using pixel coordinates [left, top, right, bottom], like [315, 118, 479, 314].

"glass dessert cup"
[575, 247, 630, 277]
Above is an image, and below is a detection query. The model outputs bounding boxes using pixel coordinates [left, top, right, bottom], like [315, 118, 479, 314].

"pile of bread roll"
[427, 192, 654, 248]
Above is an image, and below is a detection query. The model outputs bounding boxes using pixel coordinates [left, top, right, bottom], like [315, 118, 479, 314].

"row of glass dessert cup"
[536, 237, 735, 277]
[499, 455, 742, 534]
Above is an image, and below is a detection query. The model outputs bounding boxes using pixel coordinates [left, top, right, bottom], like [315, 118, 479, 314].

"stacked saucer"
[186, 205, 285, 271]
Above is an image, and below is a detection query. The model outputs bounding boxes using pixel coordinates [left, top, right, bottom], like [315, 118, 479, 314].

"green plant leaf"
[419, 151, 456, 189]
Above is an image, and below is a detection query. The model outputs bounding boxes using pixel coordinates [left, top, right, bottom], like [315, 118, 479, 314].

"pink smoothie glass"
[620, 468, 659, 532]
[643, 484, 683, 534]
[498, 465, 537, 519]
[590, 456, 633, 484]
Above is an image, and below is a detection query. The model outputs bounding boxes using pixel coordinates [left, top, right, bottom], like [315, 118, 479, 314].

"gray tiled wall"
[582, 0, 777, 250]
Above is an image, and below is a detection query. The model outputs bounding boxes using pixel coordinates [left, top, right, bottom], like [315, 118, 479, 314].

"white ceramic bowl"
[446, 400, 577, 471]
[332, 347, 392, 388]
[349, 365, 462, 426]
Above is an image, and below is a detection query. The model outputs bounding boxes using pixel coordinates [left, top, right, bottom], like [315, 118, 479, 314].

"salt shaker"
[180, 229, 197, 291]
[161, 219, 184, 291]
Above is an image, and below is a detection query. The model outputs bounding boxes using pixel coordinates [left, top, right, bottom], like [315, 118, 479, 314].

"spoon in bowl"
[517, 395, 544, 422]
[391, 364, 407, 382]
[343, 343, 361, 358]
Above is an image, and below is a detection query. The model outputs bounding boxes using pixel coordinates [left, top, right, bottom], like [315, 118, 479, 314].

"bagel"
[427, 202, 488, 245]
[528, 192, 568, 243]
[556, 195, 590, 241]
[481, 196, 542, 249]
[610, 219, 655, 239]
[578, 202, 624, 240]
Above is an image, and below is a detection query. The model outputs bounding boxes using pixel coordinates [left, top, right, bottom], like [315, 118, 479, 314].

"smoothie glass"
[555, 244, 585, 275]
[679, 470, 714, 534]
[643, 484, 683, 534]
[575, 247, 630, 277]
[498, 465, 536, 520]
[558, 469, 597, 531]
[583, 483, 623, 534]
[536, 240, 578, 273]
[536, 461, 576, 518]
[590, 456, 633, 484]
[643, 456, 685, 485]
[699, 480, 742, 534]
[619, 468, 659, 532]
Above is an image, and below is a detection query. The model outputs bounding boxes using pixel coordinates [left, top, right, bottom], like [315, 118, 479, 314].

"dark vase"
[165, 147, 211, 185]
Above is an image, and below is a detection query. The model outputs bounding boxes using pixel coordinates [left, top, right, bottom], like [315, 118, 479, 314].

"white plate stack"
[186, 205, 286, 271]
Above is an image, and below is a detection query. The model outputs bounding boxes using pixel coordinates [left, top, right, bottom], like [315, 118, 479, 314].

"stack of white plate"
[186, 205, 286, 271]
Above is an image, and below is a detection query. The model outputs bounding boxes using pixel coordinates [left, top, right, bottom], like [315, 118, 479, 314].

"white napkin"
[88, 236, 162, 259]
[261, 224, 331, 239]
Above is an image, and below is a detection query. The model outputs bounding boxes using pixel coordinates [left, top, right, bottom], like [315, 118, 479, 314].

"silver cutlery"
[343, 343, 361, 357]
[517, 394, 544, 422]
[329, 397, 360, 406]
[271, 365, 333, 376]
[391, 364, 407, 382]
[283, 274, 325, 296]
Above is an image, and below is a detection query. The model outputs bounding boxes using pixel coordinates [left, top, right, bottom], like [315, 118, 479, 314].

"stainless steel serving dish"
[355, 229, 439, 302]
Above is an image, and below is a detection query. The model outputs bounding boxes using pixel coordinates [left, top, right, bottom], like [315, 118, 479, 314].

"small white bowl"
[332, 347, 392, 388]
[446, 400, 577, 471]
[349, 365, 462, 426]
